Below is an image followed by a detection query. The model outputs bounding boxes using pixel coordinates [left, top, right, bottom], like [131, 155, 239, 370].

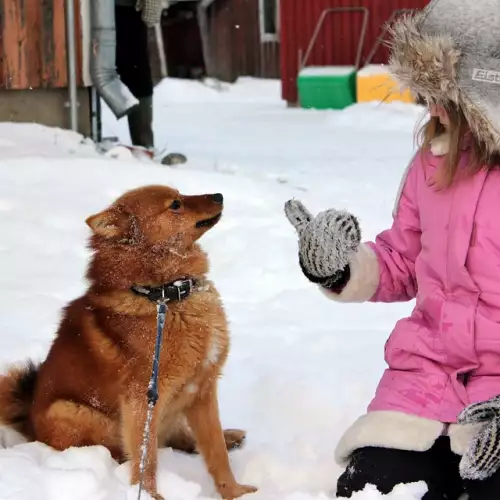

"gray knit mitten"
[457, 396, 500, 480]
[284, 199, 361, 291]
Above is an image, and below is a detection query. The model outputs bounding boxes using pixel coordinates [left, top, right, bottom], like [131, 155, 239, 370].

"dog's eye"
[169, 200, 182, 210]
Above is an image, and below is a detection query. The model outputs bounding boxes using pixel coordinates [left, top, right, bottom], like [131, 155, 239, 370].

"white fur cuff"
[335, 411, 485, 467]
[335, 411, 444, 466]
[320, 243, 380, 303]
[448, 421, 484, 456]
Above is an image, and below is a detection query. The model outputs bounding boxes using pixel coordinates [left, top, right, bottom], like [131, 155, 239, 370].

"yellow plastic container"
[356, 64, 413, 103]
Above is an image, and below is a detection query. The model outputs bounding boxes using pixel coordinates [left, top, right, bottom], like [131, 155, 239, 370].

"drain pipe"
[65, 0, 79, 131]
[89, 0, 139, 119]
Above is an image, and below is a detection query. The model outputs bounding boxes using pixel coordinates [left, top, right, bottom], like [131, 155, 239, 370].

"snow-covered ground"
[0, 78, 430, 499]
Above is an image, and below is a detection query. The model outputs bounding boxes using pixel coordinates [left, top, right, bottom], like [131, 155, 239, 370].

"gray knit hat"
[388, 0, 500, 154]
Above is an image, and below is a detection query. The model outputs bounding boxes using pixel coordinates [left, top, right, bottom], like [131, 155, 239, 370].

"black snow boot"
[127, 96, 154, 149]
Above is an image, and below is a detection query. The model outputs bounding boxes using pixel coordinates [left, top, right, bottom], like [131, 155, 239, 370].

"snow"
[357, 65, 392, 77]
[0, 76, 433, 499]
[298, 67, 356, 77]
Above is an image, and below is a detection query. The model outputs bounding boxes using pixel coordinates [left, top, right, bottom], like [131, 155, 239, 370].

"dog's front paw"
[223, 429, 246, 451]
[218, 482, 257, 500]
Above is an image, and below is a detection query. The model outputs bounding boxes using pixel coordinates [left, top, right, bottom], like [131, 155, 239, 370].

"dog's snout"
[212, 193, 223, 204]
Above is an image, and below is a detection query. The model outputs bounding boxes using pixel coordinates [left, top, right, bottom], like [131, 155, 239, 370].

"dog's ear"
[86, 207, 129, 239]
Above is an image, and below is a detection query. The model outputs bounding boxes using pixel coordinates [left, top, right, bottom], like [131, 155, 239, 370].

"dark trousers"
[115, 5, 153, 99]
[336, 437, 500, 499]
[115, 5, 155, 148]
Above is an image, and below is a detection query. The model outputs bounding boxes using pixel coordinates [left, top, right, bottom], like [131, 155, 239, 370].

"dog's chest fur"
[156, 329, 227, 416]
[152, 291, 229, 414]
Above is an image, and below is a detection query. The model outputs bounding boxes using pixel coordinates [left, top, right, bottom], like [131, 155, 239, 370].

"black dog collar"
[131, 278, 197, 304]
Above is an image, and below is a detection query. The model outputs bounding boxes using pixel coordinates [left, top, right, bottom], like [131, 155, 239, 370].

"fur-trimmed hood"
[387, 0, 500, 154]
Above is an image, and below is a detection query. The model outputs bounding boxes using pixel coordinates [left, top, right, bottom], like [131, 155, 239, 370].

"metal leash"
[137, 295, 168, 500]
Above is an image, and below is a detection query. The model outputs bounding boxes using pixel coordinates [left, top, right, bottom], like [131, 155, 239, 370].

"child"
[285, 0, 500, 498]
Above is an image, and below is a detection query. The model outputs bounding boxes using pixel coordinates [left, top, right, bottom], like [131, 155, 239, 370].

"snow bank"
[153, 76, 283, 104]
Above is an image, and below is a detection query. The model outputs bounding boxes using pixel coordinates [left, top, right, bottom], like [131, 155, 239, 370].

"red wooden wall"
[0, 0, 83, 90]
[280, 0, 430, 104]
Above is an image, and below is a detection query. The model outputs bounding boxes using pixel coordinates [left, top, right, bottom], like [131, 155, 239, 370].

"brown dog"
[0, 185, 257, 500]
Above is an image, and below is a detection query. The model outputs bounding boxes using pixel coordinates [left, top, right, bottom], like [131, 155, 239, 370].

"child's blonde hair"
[416, 101, 500, 189]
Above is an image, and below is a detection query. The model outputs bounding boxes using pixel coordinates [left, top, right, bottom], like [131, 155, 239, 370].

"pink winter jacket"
[359, 140, 500, 423]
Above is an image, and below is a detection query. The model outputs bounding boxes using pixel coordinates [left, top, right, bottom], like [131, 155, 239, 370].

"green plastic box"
[297, 66, 357, 110]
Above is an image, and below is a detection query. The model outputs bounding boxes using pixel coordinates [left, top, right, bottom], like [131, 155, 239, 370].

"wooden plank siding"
[207, 0, 279, 82]
[0, 0, 83, 90]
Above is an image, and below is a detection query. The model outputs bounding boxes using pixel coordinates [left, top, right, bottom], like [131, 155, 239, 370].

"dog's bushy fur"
[0, 185, 257, 500]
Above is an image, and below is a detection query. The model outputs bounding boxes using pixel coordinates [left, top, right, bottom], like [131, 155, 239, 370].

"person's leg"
[465, 469, 500, 499]
[126, 95, 154, 149]
[115, 5, 154, 149]
[336, 437, 464, 499]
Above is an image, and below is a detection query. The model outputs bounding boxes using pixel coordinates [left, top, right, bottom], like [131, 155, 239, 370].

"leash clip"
[157, 286, 168, 305]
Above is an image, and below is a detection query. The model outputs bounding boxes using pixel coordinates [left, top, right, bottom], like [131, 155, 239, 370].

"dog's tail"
[0, 361, 39, 440]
